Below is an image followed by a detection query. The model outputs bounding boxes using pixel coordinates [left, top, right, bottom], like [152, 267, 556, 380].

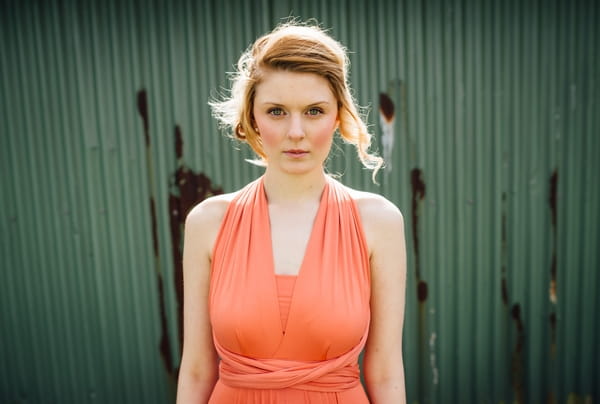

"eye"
[307, 107, 323, 116]
[268, 107, 284, 116]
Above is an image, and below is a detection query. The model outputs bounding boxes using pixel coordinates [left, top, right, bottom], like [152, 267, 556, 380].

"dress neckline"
[260, 176, 330, 279]
[259, 176, 330, 335]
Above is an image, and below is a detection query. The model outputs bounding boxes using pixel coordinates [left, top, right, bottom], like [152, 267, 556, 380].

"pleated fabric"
[208, 175, 371, 403]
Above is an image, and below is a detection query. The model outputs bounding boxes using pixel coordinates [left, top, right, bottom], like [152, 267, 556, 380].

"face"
[252, 69, 339, 177]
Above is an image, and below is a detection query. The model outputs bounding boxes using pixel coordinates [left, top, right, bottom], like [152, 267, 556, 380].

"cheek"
[256, 122, 280, 149]
[312, 119, 337, 148]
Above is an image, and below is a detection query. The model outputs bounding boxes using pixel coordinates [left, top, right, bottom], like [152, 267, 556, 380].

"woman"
[176, 21, 406, 403]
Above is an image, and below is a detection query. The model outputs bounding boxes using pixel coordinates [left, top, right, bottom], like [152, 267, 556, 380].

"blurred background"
[1, 0, 598, 403]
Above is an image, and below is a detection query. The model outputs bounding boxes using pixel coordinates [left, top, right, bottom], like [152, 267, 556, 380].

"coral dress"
[209, 176, 371, 403]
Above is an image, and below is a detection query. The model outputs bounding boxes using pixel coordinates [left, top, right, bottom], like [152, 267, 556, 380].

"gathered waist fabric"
[215, 324, 368, 392]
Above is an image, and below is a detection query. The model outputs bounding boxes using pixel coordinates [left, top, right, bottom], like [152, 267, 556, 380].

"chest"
[268, 202, 319, 276]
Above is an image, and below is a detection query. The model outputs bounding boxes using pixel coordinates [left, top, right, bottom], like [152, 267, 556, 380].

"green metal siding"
[1, 0, 598, 403]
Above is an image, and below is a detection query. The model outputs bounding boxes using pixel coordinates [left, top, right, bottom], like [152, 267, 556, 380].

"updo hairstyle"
[210, 21, 383, 179]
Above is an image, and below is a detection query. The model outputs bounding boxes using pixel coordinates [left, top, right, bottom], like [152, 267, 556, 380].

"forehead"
[254, 69, 336, 105]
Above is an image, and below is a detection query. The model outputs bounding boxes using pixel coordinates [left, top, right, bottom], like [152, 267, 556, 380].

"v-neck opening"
[261, 176, 330, 335]
[262, 177, 329, 279]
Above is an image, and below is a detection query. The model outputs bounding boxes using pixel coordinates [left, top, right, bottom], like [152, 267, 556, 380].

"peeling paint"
[429, 332, 438, 385]
[379, 92, 395, 121]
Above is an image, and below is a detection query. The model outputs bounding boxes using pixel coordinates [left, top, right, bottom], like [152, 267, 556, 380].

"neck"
[262, 168, 327, 205]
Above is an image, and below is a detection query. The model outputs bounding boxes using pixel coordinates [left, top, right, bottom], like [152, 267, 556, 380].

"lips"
[284, 149, 308, 157]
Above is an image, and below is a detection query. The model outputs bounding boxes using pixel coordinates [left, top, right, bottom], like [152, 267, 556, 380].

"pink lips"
[284, 149, 308, 158]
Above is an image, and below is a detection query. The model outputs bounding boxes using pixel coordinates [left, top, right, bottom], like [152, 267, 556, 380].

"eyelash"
[267, 107, 324, 116]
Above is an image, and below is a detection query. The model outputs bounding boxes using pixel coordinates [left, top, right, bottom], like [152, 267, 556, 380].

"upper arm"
[179, 198, 227, 380]
[359, 195, 407, 394]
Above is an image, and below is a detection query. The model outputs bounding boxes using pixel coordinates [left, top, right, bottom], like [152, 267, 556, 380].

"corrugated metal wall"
[1, 0, 598, 403]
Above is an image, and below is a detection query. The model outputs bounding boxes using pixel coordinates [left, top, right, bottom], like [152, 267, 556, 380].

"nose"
[287, 114, 305, 140]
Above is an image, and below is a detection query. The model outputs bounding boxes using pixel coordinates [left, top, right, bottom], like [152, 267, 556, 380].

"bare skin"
[176, 70, 406, 404]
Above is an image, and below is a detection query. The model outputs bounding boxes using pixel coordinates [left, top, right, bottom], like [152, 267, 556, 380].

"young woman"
[176, 22, 407, 404]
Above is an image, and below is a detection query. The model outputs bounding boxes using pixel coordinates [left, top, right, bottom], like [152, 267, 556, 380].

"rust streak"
[136, 89, 176, 382]
[410, 167, 427, 402]
[158, 274, 174, 374]
[168, 125, 223, 354]
[175, 125, 183, 160]
[379, 92, 395, 122]
[410, 168, 426, 283]
[136, 90, 150, 146]
[417, 280, 428, 302]
[548, 169, 558, 304]
[548, 169, 558, 359]
[511, 303, 526, 404]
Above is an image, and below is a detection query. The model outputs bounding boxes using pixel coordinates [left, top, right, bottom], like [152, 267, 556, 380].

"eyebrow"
[258, 101, 332, 106]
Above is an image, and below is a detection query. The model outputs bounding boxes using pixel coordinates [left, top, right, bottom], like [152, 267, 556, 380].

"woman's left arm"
[360, 195, 407, 404]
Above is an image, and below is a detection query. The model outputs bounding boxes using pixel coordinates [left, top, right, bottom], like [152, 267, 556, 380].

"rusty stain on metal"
[379, 92, 395, 172]
[500, 192, 527, 403]
[548, 169, 558, 304]
[168, 124, 223, 351]
[417, 280, 428, 302]
[410, 168, 426, 287]
[136, 89, 176, 383]
[137, 89, 150, 147]
[379, 92, 395, 121]
[511, 303, 525, 404]
[548, 169, 558, 360]
[410, 167, 428, 401]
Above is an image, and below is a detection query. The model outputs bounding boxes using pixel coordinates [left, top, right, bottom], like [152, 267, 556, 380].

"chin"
[280, 162, 321, 176]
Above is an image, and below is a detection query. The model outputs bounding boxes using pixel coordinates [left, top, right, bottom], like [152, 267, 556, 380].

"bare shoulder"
[344, 186, 404, 235]
[184, 191, 240, 258]
[185, 191, 238, 228]
[337, 183, 405, 261]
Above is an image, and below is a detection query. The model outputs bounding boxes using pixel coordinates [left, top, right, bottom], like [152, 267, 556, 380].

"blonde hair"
[210, 21, 383, 180]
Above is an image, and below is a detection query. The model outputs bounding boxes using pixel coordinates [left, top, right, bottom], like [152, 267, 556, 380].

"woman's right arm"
[176, 198, 227, 403]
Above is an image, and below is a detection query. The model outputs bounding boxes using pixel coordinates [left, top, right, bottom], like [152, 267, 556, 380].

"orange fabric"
[275, 275, 296, 331]
[209, 176, 371, 403]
